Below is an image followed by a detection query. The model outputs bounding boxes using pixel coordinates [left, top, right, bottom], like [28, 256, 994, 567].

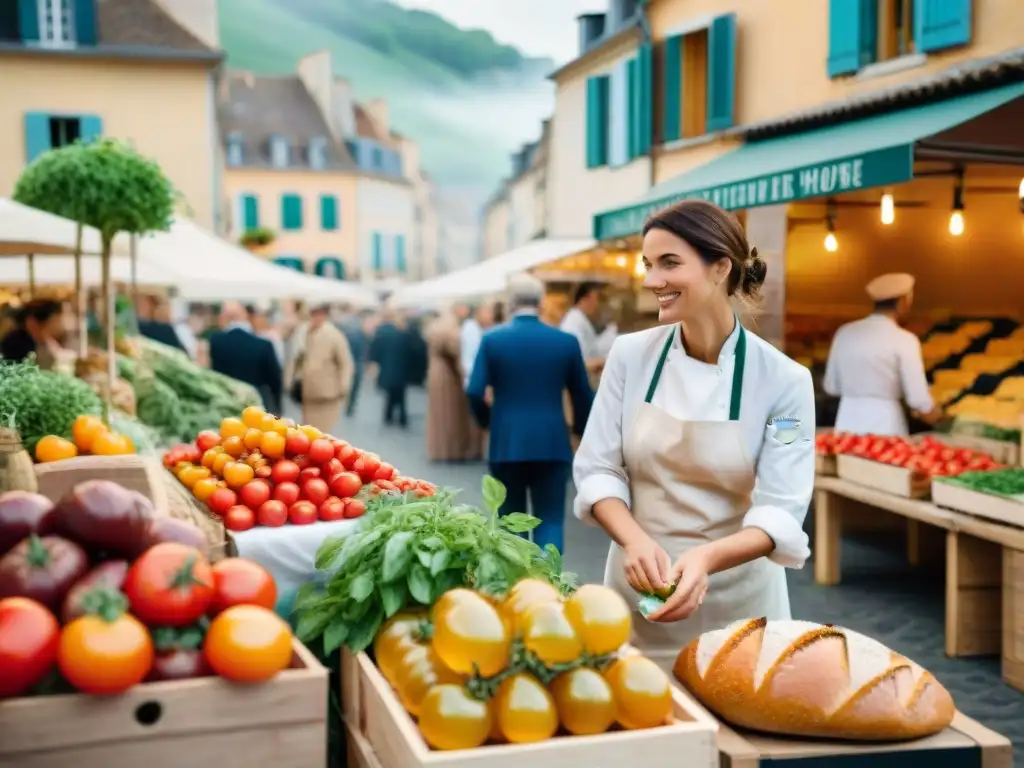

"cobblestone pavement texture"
[317, 387, 1023, 764]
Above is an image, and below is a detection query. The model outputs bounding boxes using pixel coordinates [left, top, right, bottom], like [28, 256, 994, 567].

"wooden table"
[813, 475, 1024, 693]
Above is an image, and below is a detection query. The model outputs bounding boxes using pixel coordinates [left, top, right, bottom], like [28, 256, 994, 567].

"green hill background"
[218, 0, 554, 187]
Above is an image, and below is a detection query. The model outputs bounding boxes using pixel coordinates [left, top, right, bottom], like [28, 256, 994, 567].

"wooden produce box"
[716, 711, 1012, 768]
[815, 453, 837, 476]
[0, 640, 327, 768]
[931, 479, 1024, 528]
[341, 649, 718, 768]
[34, 454, 169, 511]
[836, 454, 930, 499]
[1005, 549, 1024, 693]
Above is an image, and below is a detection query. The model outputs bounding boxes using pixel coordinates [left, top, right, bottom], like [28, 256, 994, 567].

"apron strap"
[644, 322, 747, 421]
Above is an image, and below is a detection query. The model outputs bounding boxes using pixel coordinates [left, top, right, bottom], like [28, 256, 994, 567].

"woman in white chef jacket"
[572, 200, 815, 671]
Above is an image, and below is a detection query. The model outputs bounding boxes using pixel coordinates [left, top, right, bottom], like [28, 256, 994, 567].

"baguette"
[674, 617, 955, 741]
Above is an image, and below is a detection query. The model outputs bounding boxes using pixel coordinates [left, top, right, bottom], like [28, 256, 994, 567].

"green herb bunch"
[0, 358, 102, 452]
[293, 476, 578, 655]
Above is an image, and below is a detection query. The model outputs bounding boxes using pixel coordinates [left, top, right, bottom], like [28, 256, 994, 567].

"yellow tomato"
[373, 611, 427, 684]
[521, 601, 582, 666]
[432, 592, 510, 677]
[499, 579, 561, 637]
[72, 414, 107, 453]
[260, 431, 286, 460]
[493, 673, 558, 744]
[550, 667, 616, 735]
[395, 646, 462, 717]
[177, 464, 211, 489]
[298, 424, 322, 441]
[431, 588, 479, 624]
[212, 452, 233, 477]
[603, 656, 672, 730]
[223, 461, 255, 489]
[192, 477, 220, 503]
[201, 447, 223, 469]
[221, 435, 245, 458]
[90, 431, 134, 456]
[220, 417, 247, 439]
[242, 428, 264, 452]
[241, 406, 266, 429]
[563, 584, 631, 656]
[34, 435, 78, 463]
[418, 684, 491, 751]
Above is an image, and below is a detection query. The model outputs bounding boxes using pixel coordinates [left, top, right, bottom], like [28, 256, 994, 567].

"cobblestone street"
[323, 386, 1024, 763]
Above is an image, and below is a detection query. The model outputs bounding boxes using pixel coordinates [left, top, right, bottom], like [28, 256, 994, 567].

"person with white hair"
[466, 272, 593, 554]
[824, 272, 943, 434]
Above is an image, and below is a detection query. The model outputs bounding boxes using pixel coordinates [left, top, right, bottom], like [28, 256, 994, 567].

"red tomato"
[298, 467, 321, 484]
[374, 479, 398, 493]
[182, 444, 201, 464]
[302, 477, 330, 506]
[123, 543, 214, 627]
[288, 500, 318, 526]
[330, 471, 363, 498]
[285, 430, 311, 457]
[196, 431, 221, 453]
[257, 500, 288, 527]
[239, 479, 272, 510]
[323, 458, 344, 478]
[224, 505, 255, 532]
[292, 455, 310, 470]
[337, 444, 359, 468]
[319, 496, 346, 522]
[353, 454, 382, 482]
[307, 438, 335, 465]
[270, 459, 300, 485]
[0, 597, 59, 698]
[209, 558, 277, 615]
[272, 481, 300, 506]
[373, 462, 396, 481]
[207, 487, 237, 517]
[344, 499, 367, 519]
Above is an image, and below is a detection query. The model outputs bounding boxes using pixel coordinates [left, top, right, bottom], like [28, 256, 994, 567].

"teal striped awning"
[593, 82, 1024, 241]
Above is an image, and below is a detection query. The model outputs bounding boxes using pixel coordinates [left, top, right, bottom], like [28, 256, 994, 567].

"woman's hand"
[647, 548, 711, 623]
[622, 535, 672, 595]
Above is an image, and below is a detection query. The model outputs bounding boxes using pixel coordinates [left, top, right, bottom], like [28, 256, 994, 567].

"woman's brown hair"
[642, 199, 766, 298]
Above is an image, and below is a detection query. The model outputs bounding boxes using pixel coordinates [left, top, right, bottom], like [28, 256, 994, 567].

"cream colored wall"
[355, 176, 415, 280]
[0, 55, 217, 229]
[550, 40, 652, 239]
[222, 168, 358, 274]
[482, 197, 510, 259]
[509, 167, 542, 245]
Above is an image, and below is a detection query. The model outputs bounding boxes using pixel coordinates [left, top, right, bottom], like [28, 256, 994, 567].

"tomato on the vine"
[520, 601, 582, 665]
[373, 610, 426, 684]
[0, 597, 59, 698]
[203, 605, 292, 682]
[563, 583, 631, 656]
[604, 655, 672, 729]
[394, 644, 461, 716]
[550, 667, 616, 735]
[123, 543, 214, 627]
[208, 558, 277, 615]
[431, 592, 510, 677]
[493, 673, 559, 743]
[417, 684, 491, 751]
[499, 578, 560, 636]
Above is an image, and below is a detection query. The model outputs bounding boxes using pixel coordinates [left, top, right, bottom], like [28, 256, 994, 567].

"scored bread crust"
[674, 618, 956, 741]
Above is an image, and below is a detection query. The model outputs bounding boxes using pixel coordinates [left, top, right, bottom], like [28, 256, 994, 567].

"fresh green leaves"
[292, 475, 578, 654]
[948, 467, 1024, 497]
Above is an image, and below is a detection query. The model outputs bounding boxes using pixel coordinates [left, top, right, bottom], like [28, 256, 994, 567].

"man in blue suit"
[467, 273, 593, 554]
[209, 301, 283, 415]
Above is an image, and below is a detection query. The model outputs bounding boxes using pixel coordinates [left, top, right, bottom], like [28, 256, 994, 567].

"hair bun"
[742, 248, 767, 294]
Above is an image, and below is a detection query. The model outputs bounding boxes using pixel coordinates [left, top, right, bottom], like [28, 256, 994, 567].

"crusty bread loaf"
[674, 618, 955, 741]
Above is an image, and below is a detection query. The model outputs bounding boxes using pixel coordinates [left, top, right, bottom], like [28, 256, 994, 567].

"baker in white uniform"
[824, 272, 942, 435]
[573, 199, 814, 671]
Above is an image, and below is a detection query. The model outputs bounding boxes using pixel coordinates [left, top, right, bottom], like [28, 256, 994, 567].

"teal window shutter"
[662, 35, 682, 143]
[80, 115, 102, 143]
[23, 113, 51, 163]
[74, 0, 97, 45]
[585, 76, 610, 168]
[626, 58, 639, 159]
[914, 0, 972, 52]
[314, 257, 344, 280]
[273, 257, 304, 272]
[242, 194, 259, 229]
[371, 232, 383, 271]
[706, 14, 737, 132]
[320, 194, 338, 231]
[395, 235, 406, 273]
[827, 0, 877, 77]
[281, 194, 302, 230]
[635, 43, 653, 155]
[18, 0, 39, 42]
[608, 62, 629, 166]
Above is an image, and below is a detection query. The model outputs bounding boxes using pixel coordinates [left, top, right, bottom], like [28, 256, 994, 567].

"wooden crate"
[815, 453, 837, 476]
[836, 454, 930, 498]
[0, 640, 327, 768]
[716, 711, 1012, 767]
[34, 454, 168, 512]
[1005, 549, 1024, 693]
[931, 479, 1024, 528]
[341, 649, 718, 768]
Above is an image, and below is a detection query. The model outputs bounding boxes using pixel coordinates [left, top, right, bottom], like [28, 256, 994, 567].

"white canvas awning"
[0, 197, 124, 256]
[390, 238, 594, 308]
[0, 254, 171, 286]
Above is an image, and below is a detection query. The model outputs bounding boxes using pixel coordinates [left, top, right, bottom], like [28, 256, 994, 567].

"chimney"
[330, 77, 357, 138]
[152, 0, 220, 49]
[577, 13, 606, 55]
[366, 99, 390, 136]
[297, 51, 337, 139]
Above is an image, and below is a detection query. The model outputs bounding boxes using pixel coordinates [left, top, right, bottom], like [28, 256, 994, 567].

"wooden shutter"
[915, 0, 972, 52]
[80, 115, 102, 143]
[23, 113, 51, 163]
[662, 35, 682, 143]
[17, 0, 38, 42]
[827, 0, 877, 77]
[282, 194, 302, 230]
[371, 232, 383, 272]
[395, 234, 407, 273]
[626, 58, 639, 159]
[635, 43, 653, 156]
[320, 194, 338, 231]
[706, 13, 737, 132]
[74, 0, 97, 44]
[585, 76, 610, 168]
[242, 195, 259, 229]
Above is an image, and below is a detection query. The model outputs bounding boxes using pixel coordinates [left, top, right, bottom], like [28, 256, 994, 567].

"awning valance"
[593, 82, 1024, 241]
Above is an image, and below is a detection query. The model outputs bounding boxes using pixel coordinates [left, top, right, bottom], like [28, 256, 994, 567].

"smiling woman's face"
[641, 227, 730, 324]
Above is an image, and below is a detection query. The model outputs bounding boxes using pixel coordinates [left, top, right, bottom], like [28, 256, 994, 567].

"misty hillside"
[218, 0, 555, 188]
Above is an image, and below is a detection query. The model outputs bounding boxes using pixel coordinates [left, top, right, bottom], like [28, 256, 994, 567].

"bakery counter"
[813, 475, 1024, 694]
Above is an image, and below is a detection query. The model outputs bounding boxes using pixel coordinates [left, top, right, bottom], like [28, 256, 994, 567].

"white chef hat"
[866, 273, 914, 301]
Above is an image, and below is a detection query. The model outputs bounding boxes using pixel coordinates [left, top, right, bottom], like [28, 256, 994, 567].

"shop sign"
[593, 144, 914, 240]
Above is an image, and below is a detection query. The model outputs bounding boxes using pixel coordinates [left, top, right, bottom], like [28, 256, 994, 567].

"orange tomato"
[201, 446, 223, 468]
[220, 417, 247, 439]
[298, 424, 322, 441]
[178, 464, 211, 489]
[211, 452, 233, 477]
[192, 477, 220, 502]
[603, 656, 672, 730]
[260, 431, 286, 460]
[269, 419, 289, 436]
[34, 435, 78, 463]
[58, 611, 154, 695]
[221, 435, 245, 458]
[71, 414, 107, 452]
[241, 406, 266, 429]
[203, 605, 292, 682]
[258, 413, 278, 432]
[223, 461, 254, 489]
[91, 432, 134, 456]
[242, 428, 264, 451]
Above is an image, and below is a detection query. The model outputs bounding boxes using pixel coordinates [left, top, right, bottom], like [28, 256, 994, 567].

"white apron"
[603, 326, 791, 672]
[834, 396, 908, 435]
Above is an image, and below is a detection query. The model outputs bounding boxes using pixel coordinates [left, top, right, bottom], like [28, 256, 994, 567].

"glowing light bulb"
[824, 232, 838, 252]
[949, 210, 964, 237]
[634, 253, 645, 277]
[880, 193, 895, 225]
[615, 255, 627, 268]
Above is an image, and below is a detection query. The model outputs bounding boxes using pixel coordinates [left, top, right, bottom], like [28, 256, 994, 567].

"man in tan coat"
[292, 304, 355, 434]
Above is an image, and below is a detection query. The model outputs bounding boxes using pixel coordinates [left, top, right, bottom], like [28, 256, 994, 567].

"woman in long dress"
[424, 313, 481, 462]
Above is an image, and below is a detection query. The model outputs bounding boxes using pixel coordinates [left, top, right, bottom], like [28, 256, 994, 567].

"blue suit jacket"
[467, 314, 593, 464]
[209, 328, 283, 414]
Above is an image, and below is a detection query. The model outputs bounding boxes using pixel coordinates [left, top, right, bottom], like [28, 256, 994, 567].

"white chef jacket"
[572, 324, 814, 569]
[823, 314, 934, 434]
[560, 307, 600, 358]
[459, 318, 482, 389]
